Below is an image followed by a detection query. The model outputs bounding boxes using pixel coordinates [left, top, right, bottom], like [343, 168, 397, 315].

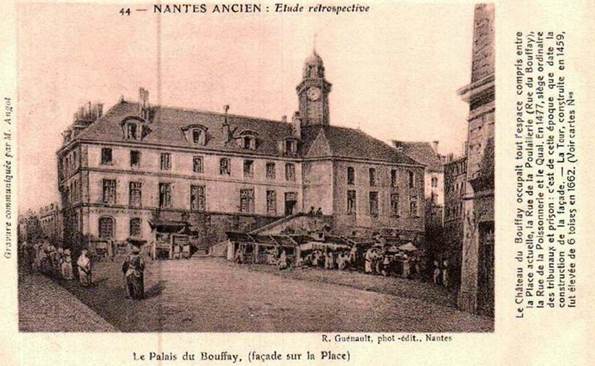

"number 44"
[120, 8, 131, 16]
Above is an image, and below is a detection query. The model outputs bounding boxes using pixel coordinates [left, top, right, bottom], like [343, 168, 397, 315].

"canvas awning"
[299, 242, 351, 252]
[398, 242, 418, 252]
[149, 220, 193, 234]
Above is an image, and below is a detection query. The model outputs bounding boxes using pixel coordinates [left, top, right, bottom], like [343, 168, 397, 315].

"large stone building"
[457, 3, 495, 316]
[57, 51, 425, 253]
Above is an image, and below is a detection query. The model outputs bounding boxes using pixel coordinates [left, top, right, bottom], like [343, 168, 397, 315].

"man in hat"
[122, 246, 145, 299]
[77, 249, 92, 287]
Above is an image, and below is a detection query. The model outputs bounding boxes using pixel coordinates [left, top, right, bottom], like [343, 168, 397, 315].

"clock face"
[306, 87, 321, 101]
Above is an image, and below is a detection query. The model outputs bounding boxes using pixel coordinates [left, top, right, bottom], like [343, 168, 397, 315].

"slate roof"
[302, 125, 419, 165]
[393, 141, 444, 172]
[75, 101, 294, 157]
[69, 100, 420, 165]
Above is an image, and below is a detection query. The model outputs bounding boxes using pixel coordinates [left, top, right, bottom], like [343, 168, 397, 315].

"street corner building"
[457, 3, 495, 316]
[56, 50, 427, 259]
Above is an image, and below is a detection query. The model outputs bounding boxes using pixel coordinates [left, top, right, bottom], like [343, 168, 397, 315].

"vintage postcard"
[1, 0, 593, 365]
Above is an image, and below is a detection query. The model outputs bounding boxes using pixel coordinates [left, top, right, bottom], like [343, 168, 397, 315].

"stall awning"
[398, 242, 418, 252]
[299, 242, 351, 252]
[149, 220, 193, 234]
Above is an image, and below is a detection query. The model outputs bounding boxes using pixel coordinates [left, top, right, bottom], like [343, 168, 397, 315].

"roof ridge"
[123, 101, 292, 126]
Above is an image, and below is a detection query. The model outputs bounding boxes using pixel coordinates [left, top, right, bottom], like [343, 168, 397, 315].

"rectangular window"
[369, 168, 376, 186]
[390, 193, 399, 217]
[391, 169, 397, 187]
[284, 192, 298, 215]
[160, 153, 171, 170]
[347, 190, 356, 215]
[369, 191, 379, 218]
[99, 217, 114, 239]
[431, 176, 438, 188]
[243, 160, 254, 178]
[129, 182, 142, 208]
[130, 150, 141, 168]
[129, 218, 141, 237]
[266, 162, 276, 180]
[101, 148, 112, 165]
[159, 183, 172, 208]
[410, 195, 418, 217]
[408, 171, 415, 188]
[190, 185, 206, 211]
[266, 190, 277, 215]
[220, 158, 231, 175]
[193, 156, 203, 173]
[240, 189, 255, 213]
[347, 167, 355, 185]
[102, 179, 116, 204]
[285, 163, 296, 181]
[192, 129, 201, 144]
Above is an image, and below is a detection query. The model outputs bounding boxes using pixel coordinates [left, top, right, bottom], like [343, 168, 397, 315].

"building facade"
[38, 202, 63, 244]
[57, 51, 425, 252]
[393, 141, 445, 254]
[443, 155, 467, 288]
[457, 3, 495, 316]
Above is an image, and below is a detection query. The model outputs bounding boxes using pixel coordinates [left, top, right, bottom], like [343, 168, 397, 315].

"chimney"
[281, 115, 287, 123]
[222, 105, 231, 142]
[292, 111, 301, 139]
[392, 140, 404, 152]
[432, 140, 439, 154]
[138, 87, 150, 117]
[96, 103, 103, 118]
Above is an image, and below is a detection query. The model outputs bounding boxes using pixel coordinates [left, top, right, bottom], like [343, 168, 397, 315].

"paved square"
[56, 258, 493, 332]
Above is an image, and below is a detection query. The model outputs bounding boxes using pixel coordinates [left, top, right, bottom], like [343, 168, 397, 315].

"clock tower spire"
[296, 49, 332, 126]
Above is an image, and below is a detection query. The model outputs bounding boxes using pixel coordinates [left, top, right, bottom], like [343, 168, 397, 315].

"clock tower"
[296, 50, 332, 126]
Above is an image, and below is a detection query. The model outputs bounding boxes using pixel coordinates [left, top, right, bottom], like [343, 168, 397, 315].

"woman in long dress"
[77, 249, 92, 287]
[122, 246, 145, 299]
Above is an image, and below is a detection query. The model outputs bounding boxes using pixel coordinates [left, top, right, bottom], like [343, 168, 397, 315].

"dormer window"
[121, 116, 150, 141]
[238, 130, 258, 150]
[126, 122, 138, 140]
[281, 137, 299, 156]
[182, 124, 208, 146]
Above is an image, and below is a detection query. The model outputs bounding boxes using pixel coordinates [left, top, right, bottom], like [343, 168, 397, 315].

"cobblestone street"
[29, 257, 494, 332]
[18, 273, 116, 332]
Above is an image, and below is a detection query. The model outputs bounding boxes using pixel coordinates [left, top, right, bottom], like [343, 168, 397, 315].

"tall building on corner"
[457, 3, 495, 316]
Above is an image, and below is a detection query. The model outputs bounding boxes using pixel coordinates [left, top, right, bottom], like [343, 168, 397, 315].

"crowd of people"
[20, 240, 147, 300]
[299, 245, 425, 279]
[231, 240, 453, 289]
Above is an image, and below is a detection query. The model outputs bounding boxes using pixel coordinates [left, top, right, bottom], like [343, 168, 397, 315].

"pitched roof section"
[393, 141, 444, 172]
[75, 101, 295, 156]
[302, 126, 419, 165]
[71, 100, 420, 165]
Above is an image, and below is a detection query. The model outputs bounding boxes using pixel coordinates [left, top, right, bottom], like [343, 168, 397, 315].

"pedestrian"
[55, 247, 64, 279]
[39, 246, 51, 275]
[433, 260, 441, 285]
[442, 259, 450, 288]
[382, 254, 391, 276]
[77, 249, 92, 287]
[278, 249, 288, 270]
[349, 246, 357, 269]
[364, 248, 373, 274]
[61, 249, 74, 280]
[122, 246, 145, 299]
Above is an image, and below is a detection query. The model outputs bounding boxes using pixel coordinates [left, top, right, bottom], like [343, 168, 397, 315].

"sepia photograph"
[16, 2, 495, 332]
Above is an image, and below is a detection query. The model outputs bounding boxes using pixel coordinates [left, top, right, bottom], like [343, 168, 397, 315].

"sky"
[17, 2, 475, 213]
